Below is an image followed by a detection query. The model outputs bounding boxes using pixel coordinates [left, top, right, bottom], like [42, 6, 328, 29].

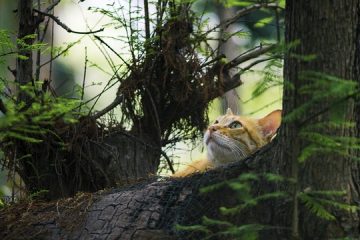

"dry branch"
[34, 9, 104, 35]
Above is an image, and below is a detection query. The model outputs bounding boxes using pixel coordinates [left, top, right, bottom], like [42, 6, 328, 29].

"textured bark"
[274, 0, 360, 238]
[0, 143, 275, 240]
[16, 0, 34, 102]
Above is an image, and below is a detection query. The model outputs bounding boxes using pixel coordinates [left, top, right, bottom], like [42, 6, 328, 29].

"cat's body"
[173, 109, 281, 177]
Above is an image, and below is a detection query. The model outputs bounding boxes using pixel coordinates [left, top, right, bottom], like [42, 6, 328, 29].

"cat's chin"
[206, 141, 238, 166]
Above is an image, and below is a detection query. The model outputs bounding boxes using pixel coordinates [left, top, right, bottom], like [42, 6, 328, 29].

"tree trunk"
[274, 0, 360, 238]
[218, 5, 242, 115]
[16, 0, 34, 102]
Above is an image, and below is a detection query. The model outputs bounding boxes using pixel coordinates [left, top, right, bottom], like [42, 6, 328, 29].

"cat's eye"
[229, 121, 242, 129]
[214, 120, 219, 124]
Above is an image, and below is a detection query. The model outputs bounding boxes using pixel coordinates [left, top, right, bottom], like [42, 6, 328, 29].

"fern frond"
[299, 192, 336, 221]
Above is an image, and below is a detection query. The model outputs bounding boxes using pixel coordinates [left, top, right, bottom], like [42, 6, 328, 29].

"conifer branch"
[299, 89, 360, 128]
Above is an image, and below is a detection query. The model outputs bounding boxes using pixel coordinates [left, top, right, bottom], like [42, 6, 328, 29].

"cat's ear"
[258, 110, 282, 139]
[226, 108, 234, 115]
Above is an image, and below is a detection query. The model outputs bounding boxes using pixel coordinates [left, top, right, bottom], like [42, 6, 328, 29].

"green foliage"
[283, 71, 358, 124]
[0, 83, 81, 144]
[298, 190, 358, 221]
[284, 71, 360, 163]
[29, 189, 49, 201]
[254, 16, 274, 28]
[250, 57, 283, 101]
[179, 172, 288, 239]
[0, 187, 4, 208]
[0, 30, 15, 54]
[177, 216, 266, 240]
[280, 61, 360, 237]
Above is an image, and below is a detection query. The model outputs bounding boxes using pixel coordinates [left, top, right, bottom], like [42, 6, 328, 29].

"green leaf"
[299, 192, 336, 221]
[175, 224, 210, 234]
[202, 216, 232, 227]
[7, 131, 43, 143]
[254, 17, 274, 28]
[278, 0, 285, 8]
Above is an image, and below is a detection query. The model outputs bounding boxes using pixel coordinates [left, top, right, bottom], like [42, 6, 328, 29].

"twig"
[224, 44, 275, 70]
[7, 67, 16, 77]
[224, 3, 280, 28]
[87, 67, 126, 116]
[200, 54, 226, 69]
[202, 3, 280, 37]
[94, 35, 131, 69]
[0, 51, 18, 57]
[161, 151, 175, 174]
[44, 0, 61, 13]
[38, 41, 76, 69]
[239, 56, 278, 73]
[79, 47, 88, 112]
[33, 9, 104, 35]
[91, 95, 123, 119]
[40, 17, 51, 42]
[212, 45, 276, 93]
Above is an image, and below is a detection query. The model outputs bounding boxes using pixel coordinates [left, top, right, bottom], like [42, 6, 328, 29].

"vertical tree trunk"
[218, 5, 242, 115]
[276, 0, 360, 238]
[16, 0, 34, 101]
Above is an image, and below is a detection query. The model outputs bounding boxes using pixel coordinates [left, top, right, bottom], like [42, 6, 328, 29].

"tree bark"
[275, 0, 360, 238]
[0, 143, 275, 240]
[16, 0, 34, 102]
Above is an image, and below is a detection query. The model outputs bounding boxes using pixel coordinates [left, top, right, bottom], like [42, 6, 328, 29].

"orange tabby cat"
[173, 108, 281, 177]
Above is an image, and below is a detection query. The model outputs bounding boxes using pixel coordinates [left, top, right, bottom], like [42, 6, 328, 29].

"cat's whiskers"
[207, 132, 249, 166]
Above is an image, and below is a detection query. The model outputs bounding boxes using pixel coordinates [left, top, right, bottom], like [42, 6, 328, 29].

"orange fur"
[173, 109, 282, 177]
[172, 158, 213, 177]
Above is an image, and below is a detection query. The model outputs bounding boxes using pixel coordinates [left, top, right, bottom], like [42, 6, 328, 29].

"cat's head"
[204, 108, 282, 166]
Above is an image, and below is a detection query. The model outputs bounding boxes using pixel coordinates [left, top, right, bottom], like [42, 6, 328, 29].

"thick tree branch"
[215, 44, 277, 94]
[0, 140, 278, 240]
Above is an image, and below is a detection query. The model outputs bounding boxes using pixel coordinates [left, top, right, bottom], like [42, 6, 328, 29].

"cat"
[173, 108, 282, 177]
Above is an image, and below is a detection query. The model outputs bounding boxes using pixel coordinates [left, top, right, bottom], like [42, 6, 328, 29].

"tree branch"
[223, 3, 281, 28]
[94, 35, 131, 69]
[44, 0, 61, 13]
[33, 9, 104, 35]
[224, 44, 275, 70]
[202, 3, 280, 37]
[91, 95, 123, 119]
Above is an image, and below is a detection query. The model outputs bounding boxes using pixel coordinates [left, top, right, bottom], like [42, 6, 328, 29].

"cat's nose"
[209, 126, 217, 133]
